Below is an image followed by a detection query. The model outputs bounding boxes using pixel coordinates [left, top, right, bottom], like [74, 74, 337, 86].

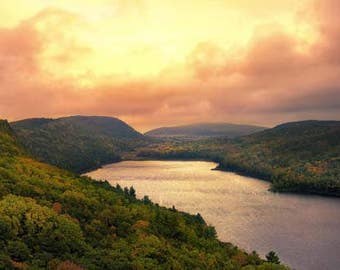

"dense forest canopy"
[11, 116, 148, 173]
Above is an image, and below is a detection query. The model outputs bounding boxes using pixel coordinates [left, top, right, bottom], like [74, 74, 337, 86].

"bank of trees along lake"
[0, 119, 288, 269]
[139, 121, 340, 197]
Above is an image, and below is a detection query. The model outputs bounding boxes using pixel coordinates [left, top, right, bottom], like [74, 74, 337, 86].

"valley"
[11, 116, 340, 197]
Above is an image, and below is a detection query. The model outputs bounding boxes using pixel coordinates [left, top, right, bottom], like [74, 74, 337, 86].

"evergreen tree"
[266, 251, 281, 264]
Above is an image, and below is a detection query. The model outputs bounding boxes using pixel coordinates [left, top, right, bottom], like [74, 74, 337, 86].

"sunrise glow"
[0, 0, 339, 130]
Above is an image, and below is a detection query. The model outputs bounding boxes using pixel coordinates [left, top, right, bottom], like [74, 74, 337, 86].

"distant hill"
[247, 120, 339, 151]
[11, 116, 146, 173]
[145, 122, 267, 139]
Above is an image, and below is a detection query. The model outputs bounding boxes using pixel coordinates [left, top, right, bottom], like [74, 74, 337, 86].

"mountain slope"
[145, 122, 267, 139]
[0, 121, 288, 269]
[11, 116, 146, 173]
[139, 120, 340, 196]
[220, 120, 340, 195]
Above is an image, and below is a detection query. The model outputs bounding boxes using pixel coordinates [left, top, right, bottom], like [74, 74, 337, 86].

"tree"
[7, 241, 30, 262]
[129, 186, 136, 198]
[195, 213, 205, 224]
[142, 195, 152, 205]
[247, 251, 262, 265]
[266, 251, 280, 264]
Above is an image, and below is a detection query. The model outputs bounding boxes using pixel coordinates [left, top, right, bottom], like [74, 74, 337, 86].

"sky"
[0, 0, 339, 131]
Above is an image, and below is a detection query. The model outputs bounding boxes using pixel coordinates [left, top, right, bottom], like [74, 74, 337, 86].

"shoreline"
[85, 159, 340, 270]
[86, 158, 340, 199]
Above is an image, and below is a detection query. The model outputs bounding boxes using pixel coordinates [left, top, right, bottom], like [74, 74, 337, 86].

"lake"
[86, 160, 340, 270]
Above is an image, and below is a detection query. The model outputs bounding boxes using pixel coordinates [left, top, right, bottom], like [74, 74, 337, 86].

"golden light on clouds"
[0, 0, 339, 130]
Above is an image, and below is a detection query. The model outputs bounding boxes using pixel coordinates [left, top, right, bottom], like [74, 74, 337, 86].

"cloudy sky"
[0, 0, 339, 131]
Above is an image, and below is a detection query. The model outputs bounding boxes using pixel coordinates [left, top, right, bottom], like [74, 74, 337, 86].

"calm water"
[86, 161, 340, 270]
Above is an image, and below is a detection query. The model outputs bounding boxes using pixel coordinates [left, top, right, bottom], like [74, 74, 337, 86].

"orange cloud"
[0, 1, 339, 131]
[184, 0, 340, 126]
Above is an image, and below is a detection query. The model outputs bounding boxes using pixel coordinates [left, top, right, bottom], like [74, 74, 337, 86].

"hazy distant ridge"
[145, 122, 267, 138]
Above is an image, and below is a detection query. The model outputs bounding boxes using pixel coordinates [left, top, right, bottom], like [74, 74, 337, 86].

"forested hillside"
[0, 119, 288, 269]
[218, 121, 340, 195]
[11, 116, 147, 173]
[138, 121, 340, 196]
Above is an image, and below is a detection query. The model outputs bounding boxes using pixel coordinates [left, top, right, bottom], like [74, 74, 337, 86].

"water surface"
[86, 160, 340, 270]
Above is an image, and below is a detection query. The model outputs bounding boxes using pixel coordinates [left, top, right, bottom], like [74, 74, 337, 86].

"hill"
[217, 120, 340, 195]
[145, 122, 267, 139]
[138, 120, 340, 196]
[11, 116, 146, 173]
[0, 120, 288, 269]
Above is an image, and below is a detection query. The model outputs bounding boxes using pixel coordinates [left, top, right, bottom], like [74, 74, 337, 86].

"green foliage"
[0, 124, 289, 269]
[11, 116, 147, 173]
[0, 120, 23, 157]
[266, 251, 281, 264]
[241, 263, 289, 270]
[7, 241, 30, 262]
[218, 121, 340, 196]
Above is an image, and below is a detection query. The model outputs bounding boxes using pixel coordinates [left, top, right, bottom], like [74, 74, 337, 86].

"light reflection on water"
[86, 160, 340, 270]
